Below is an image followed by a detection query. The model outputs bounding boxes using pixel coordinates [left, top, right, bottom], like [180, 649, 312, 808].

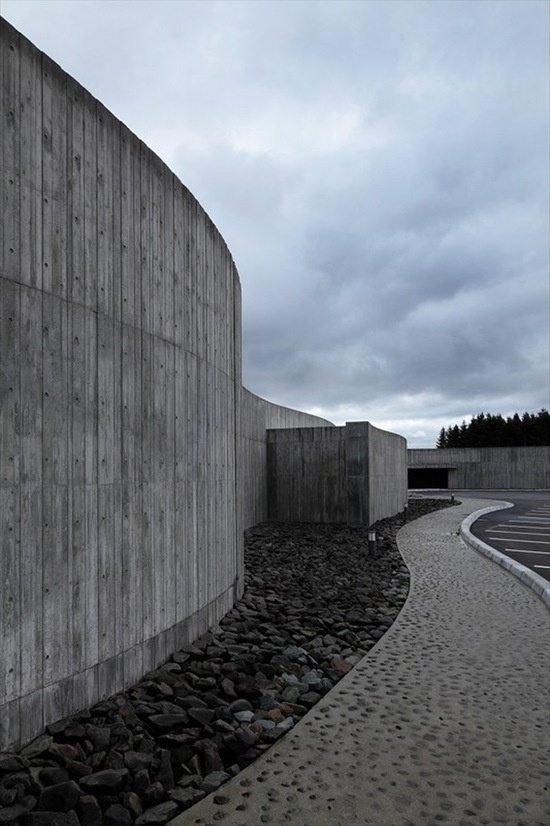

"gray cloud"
[3, 0, 548, 446]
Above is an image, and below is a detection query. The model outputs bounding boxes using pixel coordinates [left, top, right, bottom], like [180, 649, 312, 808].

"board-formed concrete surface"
[408, 446, 550, 489]
[169, 499, 550, 826]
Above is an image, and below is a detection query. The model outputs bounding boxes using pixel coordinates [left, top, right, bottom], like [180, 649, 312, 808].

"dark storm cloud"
[3, 0, 548, 445]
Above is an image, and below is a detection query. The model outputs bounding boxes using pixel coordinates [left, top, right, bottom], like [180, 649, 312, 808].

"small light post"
[368, 529, 376, 557]
[403, 503, 408, 523]
[450, 494, 455, 504]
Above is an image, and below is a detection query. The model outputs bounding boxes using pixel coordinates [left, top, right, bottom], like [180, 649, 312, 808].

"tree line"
[436, 409, 550, 448]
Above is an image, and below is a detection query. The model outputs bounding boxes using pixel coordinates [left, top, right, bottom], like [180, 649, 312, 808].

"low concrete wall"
[268, 422, 407, 525]
[267, 426, 346, 523]
[408, 446, 550, 489]
[365, 423, 408, 525]
[241, 389, 333, 529]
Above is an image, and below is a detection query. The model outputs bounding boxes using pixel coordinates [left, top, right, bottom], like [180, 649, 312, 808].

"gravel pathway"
[169, 498, 550, 826]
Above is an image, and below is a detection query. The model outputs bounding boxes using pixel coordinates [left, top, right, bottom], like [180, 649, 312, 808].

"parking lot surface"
[412, 490, 550, 583]
[469, 499, 550, 583]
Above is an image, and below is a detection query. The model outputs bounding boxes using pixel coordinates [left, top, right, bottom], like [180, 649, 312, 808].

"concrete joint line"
[460, 502, 550, 609]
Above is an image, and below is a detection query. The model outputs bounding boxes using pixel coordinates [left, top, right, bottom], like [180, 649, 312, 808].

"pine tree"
[434, 409, 550, 448]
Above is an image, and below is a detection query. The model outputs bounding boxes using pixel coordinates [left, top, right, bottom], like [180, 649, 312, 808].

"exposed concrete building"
[408, 446, 550, 489]
[0, 19, 407, 749]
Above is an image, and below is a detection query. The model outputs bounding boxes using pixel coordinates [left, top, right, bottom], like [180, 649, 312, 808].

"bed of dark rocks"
[0, 498, 456, 826]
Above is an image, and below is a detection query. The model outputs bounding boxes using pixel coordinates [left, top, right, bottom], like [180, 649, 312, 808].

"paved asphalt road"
[414, 489, 550, 583]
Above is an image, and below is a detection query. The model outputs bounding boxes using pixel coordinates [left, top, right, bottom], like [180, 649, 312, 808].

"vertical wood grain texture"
[0, 484, 20, 705]
[120, 127, 140, 328]
[41, 55, 68, 298]
[19, 282, 43, 692]
[19, 33, 42, 291]
[0, 280, 20, 488]
[67, 77, 86, 307]
[96, 103, 117, 318]
[1, 26, 20, 285]
[366, 423, 408, 525]
[82, 94, 98, 311]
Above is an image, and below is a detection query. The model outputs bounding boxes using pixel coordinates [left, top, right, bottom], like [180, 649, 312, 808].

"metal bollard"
[368, 529, 376, 557]
[403, 504, 408, 523]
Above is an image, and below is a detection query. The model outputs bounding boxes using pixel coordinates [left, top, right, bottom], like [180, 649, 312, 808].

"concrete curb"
[460, 502, 550, 609]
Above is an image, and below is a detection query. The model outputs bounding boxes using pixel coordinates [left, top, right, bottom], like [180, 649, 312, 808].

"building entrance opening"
[408, 468, 449, 489]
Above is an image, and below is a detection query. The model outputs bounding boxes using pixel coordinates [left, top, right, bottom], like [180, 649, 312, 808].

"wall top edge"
[242, 386, 334, 428]
[408, 446, 550, 454]
[0, 16, 240, 282]
[348, 421, 408, 444]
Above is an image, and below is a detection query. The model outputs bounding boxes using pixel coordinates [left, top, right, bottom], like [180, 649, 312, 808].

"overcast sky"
[3, 0, 549, 447]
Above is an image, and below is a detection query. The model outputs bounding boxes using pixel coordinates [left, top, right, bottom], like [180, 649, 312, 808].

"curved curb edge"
[460, 502, 550, 610]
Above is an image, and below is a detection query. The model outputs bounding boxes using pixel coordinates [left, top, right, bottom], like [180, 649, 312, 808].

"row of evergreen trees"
[436, 409, 550, 448]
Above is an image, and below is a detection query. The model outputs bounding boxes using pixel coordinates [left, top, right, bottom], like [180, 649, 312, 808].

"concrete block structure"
[408, 446, 550, 489]
[267, 422, 407, 525]
[0, 20, 407, 749]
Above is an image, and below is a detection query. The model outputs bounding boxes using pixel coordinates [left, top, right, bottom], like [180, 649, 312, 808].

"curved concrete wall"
[0, 20, 334, 750]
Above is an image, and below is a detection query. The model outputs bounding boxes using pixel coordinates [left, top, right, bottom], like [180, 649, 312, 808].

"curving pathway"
[169, 499, 550, 826]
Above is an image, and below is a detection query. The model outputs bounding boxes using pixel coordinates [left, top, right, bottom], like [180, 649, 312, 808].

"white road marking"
[503, 549, 550, 555]
[487, 537, 550, 545]
[487, 528, 550, 538]
[534, 565, 550, 569]
[498, 522, 550, 528]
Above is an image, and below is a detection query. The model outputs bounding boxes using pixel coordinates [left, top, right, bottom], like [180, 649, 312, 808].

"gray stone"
[200, 771, 230, 794]
[197, 739, 224, 774]
[104, 803, 132, 826]
[283, 646, 306, 661]
[79, 768, 129, 792]
[24, 813, 80, 826]
[187, 707, 215, 726]
[135, 801, 179, 825]
[175, 695, 208, 710]
[235, 727, 258, 747]
[120, 791, 143, 818]
[0, 787, 17, 806]
[154, 749, 174, 788]
[20, 735, 54, 759]
[176, 774, 202, 789]
[133, 768, 151, 796]
[79, 794, 103, 826]
[124, 750, 153, 771]
[169, 786, 206, 806]
[252, 718, 275, 730]
[38, 780, 80, 812]
[142, 780, 165, 807]
[0, 754, 29, 772]
[233, 710, 254, 723]
[0, 797, 36, 823]
[147, 714, 189, 732]
[228, 698, 252, 713]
